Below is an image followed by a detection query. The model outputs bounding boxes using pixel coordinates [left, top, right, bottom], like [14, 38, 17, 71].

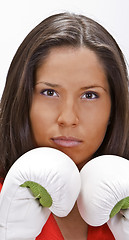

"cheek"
[89, 119, 108, 146]
[81, 99, 111, 143]
[29, 101, 56, 144]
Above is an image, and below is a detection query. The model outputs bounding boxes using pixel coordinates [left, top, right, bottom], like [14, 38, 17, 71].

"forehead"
[38, 46, 104, 71]
[35, 46, 108, 89]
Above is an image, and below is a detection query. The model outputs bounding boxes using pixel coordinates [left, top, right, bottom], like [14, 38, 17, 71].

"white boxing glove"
[0, 147, 81, 240]
[77, 155, 129, 240]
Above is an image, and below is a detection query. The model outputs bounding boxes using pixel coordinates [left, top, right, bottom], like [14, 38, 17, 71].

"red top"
[36, 213, 115, 240]
[0, 183, 2, 192]
[0, 182, 115, 240]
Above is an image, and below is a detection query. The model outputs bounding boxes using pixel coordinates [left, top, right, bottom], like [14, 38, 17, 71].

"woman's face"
[30, 47, 111, 169]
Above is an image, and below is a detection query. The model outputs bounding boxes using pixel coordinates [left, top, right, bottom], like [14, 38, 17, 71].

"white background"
[0, 0, 129, 98]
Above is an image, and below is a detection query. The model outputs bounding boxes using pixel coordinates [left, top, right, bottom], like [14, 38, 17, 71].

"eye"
[40, 89, 59, 97]
[81, 91, 99, 100]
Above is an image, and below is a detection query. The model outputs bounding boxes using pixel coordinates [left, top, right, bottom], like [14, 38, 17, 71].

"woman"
[0, 12, 129, 239]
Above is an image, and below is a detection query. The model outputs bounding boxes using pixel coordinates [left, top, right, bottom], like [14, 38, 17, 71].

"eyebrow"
[35, 81, 61, 88]
[81, 85, 107, 92]
[35, 81, 107, 92]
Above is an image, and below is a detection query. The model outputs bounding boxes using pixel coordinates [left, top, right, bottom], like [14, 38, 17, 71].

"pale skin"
[30, 47, 111, 240]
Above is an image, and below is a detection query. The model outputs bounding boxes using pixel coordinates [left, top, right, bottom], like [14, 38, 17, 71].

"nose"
[57, 99, 79, 127]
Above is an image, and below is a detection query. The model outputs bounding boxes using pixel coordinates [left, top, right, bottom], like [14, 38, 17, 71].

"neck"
[53, 202, 88, 240]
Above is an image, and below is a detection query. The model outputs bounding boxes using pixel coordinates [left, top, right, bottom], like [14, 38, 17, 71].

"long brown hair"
[0, 12, 129, 179]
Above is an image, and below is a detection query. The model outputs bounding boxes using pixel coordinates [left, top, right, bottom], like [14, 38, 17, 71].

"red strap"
[0, 182, 2, 191]
[36, 214, 64, 240]
[87, 224, 115, 240]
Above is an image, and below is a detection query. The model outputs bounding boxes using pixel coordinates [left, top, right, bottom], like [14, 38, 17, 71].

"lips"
[51, 136, 82, 148]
